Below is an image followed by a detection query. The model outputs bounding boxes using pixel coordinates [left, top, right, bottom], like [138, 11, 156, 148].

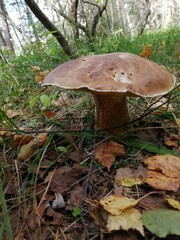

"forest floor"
[0, 89, 180, 240]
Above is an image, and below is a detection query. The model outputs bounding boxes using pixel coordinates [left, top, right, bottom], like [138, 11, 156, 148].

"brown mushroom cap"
[42, 52, 175, 97]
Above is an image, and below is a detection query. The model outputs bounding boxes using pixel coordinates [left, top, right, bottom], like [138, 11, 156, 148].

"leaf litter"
[1, 98, 180, 239]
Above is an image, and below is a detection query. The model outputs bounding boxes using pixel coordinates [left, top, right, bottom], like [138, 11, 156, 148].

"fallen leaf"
[164, 134, 180, 149]
[99, 195, 139, 215]
[115, 166, 146, 187]
[144, 155, 180, 191]
[95, 141, 125, 171]
[31, 65, 41, 71]
[44, 110, 56, 118]
[35, 76, 45, 83]
[140, 44, 152, 58]
[46, 164, 88, 193]
[66, 186, 84, 210]
[46, 206, 64, 225]
[106, 207, 144, 236]
[37, 133, 48, 147]
[17, 140, 39, 161]
[13, 134, 34, 148]
[142, 209, 180, 238]
[6, 109, 22, 118]
[102, 231, 137, 240]
[145, 170, 179, 191]
[164, 195, 180, 211]
[52, 192, 65, 209]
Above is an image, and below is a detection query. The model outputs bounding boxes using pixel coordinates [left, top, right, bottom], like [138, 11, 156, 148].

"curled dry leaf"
[144, 155, 180, 191]
[52, 192, 65, 209]
[95, 141, 125, 171]
[99, 195, 139, 215]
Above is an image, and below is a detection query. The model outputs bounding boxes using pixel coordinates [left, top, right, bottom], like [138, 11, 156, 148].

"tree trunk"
[0, 0, 15, 52]
[25, 0, 76, 58]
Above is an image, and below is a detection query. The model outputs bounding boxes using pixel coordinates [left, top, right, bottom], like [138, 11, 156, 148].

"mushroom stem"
[92, 94, 129, 132]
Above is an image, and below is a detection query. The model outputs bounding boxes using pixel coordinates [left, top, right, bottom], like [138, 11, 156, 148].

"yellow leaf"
[120, 177, 144, 187]
[17, 140, 39, 161]
[164, 195, 180, 211]
[100, 195, 139, 215]
[106, 207, 144, 236]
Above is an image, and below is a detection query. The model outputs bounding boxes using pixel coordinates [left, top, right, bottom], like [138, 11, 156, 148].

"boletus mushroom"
[41, 52, 175, 132]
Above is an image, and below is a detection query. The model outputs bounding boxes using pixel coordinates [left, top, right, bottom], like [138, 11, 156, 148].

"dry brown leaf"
[164, 134, 180, 149]
[66, 186, 84, 210]
[106, 207, 144, 236]
[144, 170, 179, 191]
[6, 109, 22, 118]
[13, 134, 34, 148]
[17, 140, 39, 161]
[95, 141, 125, 171]
[44, 110, 56, 118]
[46, 164, 88, 193]
[99, 195, 139, 215]
[31, 65, 41, 71]
[164, 195, 180, 211]
[115, 166, 147, 187]
[144, 155, 180, 178]
[37, 133, 48, 147]
[35, 75, 45, 83]
[140, 44, 152, 58]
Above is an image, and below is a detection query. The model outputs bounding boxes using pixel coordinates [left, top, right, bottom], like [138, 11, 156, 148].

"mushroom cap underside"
[42, 52, 175, 97]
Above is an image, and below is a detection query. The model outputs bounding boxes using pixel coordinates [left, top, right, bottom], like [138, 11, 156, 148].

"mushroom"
[41, 52, 175, 131]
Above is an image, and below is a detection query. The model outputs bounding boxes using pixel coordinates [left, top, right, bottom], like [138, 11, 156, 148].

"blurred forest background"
[0, 0, 180, 55]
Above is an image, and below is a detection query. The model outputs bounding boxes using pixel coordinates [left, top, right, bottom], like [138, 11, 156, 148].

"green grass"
[0, 171, 13, 240]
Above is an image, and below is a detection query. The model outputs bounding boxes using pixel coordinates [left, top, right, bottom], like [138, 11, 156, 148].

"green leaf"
[142, 208, 180, 238]
[29, 95, 39, 110]
[121, 138, 179, 156]
[40, 94, 51, 107]
[57, 146, 68, 153]
[72, 207, 82, 217]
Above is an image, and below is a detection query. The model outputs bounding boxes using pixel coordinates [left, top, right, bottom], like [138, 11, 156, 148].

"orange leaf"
[37, 133, 48, 147]
[13, 134, 34, 148]
[140, 44, 152, 58]
[94, 141, 125, 171]
[144, 155, 180, 191]
[44, 110, 56, 118]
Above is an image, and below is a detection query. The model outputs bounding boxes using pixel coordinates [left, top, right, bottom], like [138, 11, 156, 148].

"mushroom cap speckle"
[42, 52, 175, 97]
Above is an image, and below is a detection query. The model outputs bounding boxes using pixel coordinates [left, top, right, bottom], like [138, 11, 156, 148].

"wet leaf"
[142, 209, 180, 238]
[95, 141, 125, 171]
